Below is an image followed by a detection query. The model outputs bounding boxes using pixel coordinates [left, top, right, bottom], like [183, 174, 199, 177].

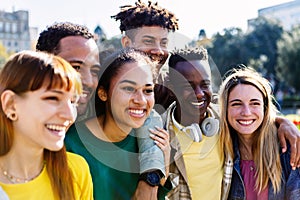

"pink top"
[240, 160, 268, 200]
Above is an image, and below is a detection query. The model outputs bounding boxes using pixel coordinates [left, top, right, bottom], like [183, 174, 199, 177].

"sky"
[1, 0, 293, 40]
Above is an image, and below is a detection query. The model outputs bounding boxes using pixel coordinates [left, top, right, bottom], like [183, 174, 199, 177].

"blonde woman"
[219, 66, 300, 199]
[0, 51, 93, 199]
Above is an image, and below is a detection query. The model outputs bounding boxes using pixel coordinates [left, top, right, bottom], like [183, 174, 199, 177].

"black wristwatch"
[139, 170, 163, 187]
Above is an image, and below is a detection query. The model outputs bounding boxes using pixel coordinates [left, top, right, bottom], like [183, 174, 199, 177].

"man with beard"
[36, 22, 101, 121]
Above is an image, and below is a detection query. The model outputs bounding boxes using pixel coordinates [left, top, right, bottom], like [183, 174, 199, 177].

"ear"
[121, 35, 132, 48]
[97, 87, 108, 101]
[1, 90, 17, 116]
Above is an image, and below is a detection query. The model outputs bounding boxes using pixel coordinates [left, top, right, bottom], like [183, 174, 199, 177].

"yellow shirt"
[0, 152, 93, 200]
[175, 125, 223, 200]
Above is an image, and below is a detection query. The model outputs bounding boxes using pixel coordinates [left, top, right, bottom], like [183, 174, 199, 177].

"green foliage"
[207, 17, 284, 77]
[98, 36, 122, 52]
[0, 43, 10, 68]
[276, 26, 300, 92]
[207, 27, 245, 76]
[243, 17, 283, 74]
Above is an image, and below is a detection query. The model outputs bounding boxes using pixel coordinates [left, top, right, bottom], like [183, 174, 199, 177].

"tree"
[0, 43, 10, 68]
[207, 27, 245, 76]
[243, 17, 283, 75]
[98, 36, 122, 52]
[276, 26, 300, 93]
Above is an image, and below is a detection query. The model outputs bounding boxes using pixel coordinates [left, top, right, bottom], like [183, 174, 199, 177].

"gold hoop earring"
[7, 113, 17, 121]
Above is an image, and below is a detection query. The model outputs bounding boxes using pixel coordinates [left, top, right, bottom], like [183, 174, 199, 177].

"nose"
[81, 69, 94, 88]
[132, 90, 147, 104]
[150, 43, 165, 56]
[241, 105, 251, 116]
[150, 48, 164, 55]
[59, 100, 76, 123]
[195, 86, 205, 98]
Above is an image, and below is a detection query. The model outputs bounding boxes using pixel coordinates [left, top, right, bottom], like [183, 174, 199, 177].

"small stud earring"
[7, 113, 17, 121]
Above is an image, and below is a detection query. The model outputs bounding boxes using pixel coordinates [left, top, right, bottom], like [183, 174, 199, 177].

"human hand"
[132, 180, 158, 200]
[277, 116, 300, 169]
[149, 126, 170, 180]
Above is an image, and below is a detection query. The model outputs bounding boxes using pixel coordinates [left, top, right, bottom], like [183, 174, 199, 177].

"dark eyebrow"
[142, 35, 168, 41]
[142, 35, 156, 40]
[119, 80, 153, 87]
[119, 80, 137, 85]
[229, 98, 262, 104]
[188, 80, 211, 85]
[229, 99, 241, 104]
[250, 99, 263, 103]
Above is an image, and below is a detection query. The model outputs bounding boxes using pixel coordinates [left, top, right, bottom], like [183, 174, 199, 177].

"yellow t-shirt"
[176, 126, 223, 200]
[0, 152, 93, 200]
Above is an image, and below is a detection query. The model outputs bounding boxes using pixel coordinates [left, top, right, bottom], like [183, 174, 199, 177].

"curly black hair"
[111, 0, 179, 33]
[36, 22, 94, 53]
[168, 47, 208, 69]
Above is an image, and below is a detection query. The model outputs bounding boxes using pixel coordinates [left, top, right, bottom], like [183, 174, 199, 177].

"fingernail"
[150, 133, 155, 138]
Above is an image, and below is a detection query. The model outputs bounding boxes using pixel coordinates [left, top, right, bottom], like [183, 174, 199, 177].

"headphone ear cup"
[190, 123, 202, 142]
[201, 117, 219, 137]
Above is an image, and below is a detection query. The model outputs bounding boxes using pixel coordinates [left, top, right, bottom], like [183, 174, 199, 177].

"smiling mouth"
[191, 101, 205, 106]
[150, 55, 165, 63]
[128, 109, 146, 118]
[46, 124, 67, 134]
[237, 120, 255, 125]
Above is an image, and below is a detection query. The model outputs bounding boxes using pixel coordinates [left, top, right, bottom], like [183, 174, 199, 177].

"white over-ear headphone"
[176, 108, 219, 142]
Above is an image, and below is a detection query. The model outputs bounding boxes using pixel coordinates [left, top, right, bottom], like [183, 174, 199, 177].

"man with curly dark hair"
[36, 22, 101, 121]
[112, 0, 179, 115]
[112, 0, 178, 70]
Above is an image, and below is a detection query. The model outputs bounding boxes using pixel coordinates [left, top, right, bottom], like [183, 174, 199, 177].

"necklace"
[1, 165, 44, 184]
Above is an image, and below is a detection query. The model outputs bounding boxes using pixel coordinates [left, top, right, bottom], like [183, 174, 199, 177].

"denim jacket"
[135, 109, 165, 176]
[228, 136, 300, 200]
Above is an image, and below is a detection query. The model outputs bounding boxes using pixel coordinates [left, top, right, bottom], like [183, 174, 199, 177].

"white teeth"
[238, 120, 253, 125]
[46, 124, 66, 131]
[191, 101, 204, 106]
[129, 109, 144, 114]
